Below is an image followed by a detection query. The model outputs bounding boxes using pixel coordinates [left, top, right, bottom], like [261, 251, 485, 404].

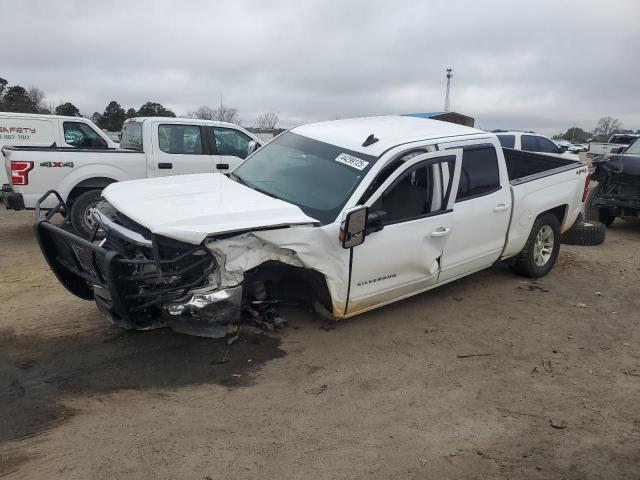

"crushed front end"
[591, 154, 640, 216]
[35, 197, 242, 338]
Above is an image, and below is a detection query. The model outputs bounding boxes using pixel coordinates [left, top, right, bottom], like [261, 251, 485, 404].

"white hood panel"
[102, 173, 318, 244]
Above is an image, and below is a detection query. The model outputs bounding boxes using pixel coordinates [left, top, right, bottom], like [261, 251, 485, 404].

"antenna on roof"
[444, 68, 452, 112]
[362, 134, 379, 147]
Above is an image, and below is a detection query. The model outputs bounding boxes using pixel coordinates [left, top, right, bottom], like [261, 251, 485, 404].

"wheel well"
[67, 177, 116, 205]
[542, 204, 567, 226]
[243, 261, 333, 315]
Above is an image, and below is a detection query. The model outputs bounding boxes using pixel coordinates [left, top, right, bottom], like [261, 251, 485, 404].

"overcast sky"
[2, 0, 638, 135]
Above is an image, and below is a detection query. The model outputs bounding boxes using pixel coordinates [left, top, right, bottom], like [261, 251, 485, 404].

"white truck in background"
[1, 112, 117, 193]
[4, 117, 263, 236]
[492, 130, 580, 161]
[35, 116, 589, 338]
[588, 134, 640, 157]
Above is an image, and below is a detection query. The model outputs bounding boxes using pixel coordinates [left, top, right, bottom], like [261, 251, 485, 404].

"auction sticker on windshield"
[335, 153, 369, 171]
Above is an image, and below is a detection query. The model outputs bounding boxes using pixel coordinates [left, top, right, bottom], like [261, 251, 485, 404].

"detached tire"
[584, 184, 616, 227]
[510, 213, 561, 278]
[70, 189, 103, 239]
[560, 220, 606, 246]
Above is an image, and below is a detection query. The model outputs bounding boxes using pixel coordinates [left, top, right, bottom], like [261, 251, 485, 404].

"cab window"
[371, 156, 455, 224]
[496, 135, 515, 148]
[63, 122, 107, 148]
[158, 124, 203, 154]
[537, 136, 560, 153]
[521, 135, 538, 151]
[213, 127, 252, 159]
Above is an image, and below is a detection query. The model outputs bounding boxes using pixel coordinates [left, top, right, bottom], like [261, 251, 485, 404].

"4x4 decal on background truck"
[40, 161, 74, 168]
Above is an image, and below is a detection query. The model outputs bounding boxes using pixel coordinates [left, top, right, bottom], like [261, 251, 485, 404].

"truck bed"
[503, 148, 583, 186]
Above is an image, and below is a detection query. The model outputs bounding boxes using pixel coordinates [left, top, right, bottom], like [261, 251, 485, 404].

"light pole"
[444, 68, 453, 112]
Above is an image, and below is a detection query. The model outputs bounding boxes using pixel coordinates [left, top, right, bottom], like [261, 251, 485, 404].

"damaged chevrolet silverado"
[35, 116, 589, 338]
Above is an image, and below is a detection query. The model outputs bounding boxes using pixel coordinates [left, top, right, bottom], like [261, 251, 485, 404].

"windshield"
[610, 135, 637, 145]
[625, 138, 640, 154]
[232, 132, 377, 224]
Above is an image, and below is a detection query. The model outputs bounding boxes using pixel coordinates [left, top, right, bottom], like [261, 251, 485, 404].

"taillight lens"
[582, 174, 591, 202]
[11, 161, 34, 185]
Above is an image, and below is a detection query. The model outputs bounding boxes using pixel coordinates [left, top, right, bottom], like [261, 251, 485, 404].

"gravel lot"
[1, 206, 639, 479]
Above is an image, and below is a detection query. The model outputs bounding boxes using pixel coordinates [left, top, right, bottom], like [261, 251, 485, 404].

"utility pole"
[444, 68, 453, 112]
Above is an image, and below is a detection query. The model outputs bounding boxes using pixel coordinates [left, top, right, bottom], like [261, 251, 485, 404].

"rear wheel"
[510, 213, 561, 278]
[70, 189, 103, 239]
[584, 184, 616, 227]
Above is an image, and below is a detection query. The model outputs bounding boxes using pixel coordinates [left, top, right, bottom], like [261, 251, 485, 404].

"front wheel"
[510, 213, 561, 278]
[70, 189, 103, 239]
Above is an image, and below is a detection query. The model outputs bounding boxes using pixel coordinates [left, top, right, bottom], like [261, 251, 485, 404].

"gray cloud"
[2, 0, 638, 135]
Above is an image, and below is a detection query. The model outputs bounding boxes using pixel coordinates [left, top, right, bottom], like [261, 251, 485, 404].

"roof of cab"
[125, 117, 238, 129]
[291, 116, 485, 156]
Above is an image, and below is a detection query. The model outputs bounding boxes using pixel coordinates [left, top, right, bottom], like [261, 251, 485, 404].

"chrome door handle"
[431, 227, 451, 237]
[494, 203, 510, 212]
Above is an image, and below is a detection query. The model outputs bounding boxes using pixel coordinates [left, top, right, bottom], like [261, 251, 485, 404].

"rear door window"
[496, 135, 515, 148]
[63, 122, 107, 148]
[158, 124, 204, 154]
[456, 146, 501, 201]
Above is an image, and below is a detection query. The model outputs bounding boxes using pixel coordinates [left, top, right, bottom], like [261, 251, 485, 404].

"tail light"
[582, 174, 591, 202]
[11, 161, 34, 185]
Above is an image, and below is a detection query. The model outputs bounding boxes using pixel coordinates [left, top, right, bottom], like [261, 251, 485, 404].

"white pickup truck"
[588, 134, 640, 157]
[35, 116, 589, 338]
[4, 117, 262, 236]
[0, 112, 118, 192]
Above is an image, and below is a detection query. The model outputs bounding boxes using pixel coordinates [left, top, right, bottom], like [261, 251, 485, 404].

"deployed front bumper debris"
[35, 194, 239, 338]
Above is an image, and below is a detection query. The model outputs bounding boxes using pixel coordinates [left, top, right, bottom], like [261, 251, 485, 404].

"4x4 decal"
[40, 161, 74, 168]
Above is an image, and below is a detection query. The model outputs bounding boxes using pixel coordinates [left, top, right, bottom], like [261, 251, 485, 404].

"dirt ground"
[1, 205, 639, 480]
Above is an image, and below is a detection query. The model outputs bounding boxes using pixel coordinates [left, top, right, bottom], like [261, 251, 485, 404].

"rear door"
[152, 123, 214, 177]
[437, 141, 512, 281]
[347, 150, 462, 314]
[209, 126, 255, 173]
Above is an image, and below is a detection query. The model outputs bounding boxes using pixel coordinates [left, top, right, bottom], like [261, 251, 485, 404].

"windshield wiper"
[250, 183, 279, 199]
[230, 173, 279, 199]
[230, 172, 248, 186]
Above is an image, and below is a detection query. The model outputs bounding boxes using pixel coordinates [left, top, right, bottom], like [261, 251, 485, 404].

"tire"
[510, 213, 561, 278]
[70, 189, 103, 239]
[584, 184, 616, 227]
[560, 220, 606, 246]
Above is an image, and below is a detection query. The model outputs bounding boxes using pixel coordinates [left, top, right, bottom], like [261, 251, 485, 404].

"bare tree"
[26, 86, 46, 112]
[594, 116, 622, 138]
[189, 105, 216, 120]
[215, 104, 240, 124]
[255, 112, 279, 129]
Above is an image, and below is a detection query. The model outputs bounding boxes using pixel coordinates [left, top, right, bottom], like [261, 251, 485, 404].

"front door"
[153, 123, 214, 177]
[347, 150, 462, 315]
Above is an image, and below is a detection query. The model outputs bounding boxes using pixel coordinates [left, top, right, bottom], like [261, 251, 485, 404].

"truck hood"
[102, 173, 319, 244]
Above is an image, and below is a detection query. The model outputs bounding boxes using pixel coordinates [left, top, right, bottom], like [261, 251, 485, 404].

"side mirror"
[247, 140, 258, 156]
[557, 146, 567, 153]
[340, 206, 369, 248]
